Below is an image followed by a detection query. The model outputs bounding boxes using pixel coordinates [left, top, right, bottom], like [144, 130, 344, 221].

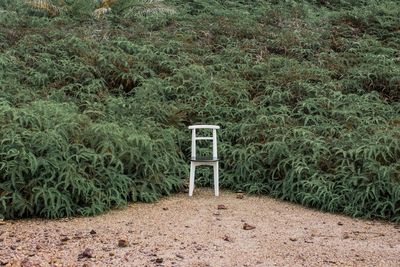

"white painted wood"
[191, 128, 196, 159]
[212, 129, 217, 159]
[195, 137, 213, 140]
[189, 162, 195, 197]
[188, 125, 220, 197]
[188, 125, 220, 130]
[214, 161, 219, 197]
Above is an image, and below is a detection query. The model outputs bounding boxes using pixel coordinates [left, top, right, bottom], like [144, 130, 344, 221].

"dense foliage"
[0, 0, 399, 221]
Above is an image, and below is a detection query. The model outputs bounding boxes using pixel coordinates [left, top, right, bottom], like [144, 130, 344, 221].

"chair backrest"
[188, 125, 220, 159]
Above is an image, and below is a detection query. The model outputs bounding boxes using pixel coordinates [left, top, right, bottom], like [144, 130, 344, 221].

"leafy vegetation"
[0, 0, 399, 221]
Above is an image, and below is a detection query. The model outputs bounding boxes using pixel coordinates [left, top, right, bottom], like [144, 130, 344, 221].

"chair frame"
[188, 125, 220, 196]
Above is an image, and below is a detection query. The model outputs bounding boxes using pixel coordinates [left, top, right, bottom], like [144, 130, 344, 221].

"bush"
[0, 0, 399, 221]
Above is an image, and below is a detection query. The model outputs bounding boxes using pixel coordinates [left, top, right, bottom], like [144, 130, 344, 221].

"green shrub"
[0, 0, 399, 221]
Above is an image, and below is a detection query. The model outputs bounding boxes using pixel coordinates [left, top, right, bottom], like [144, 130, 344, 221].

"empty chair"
[188, 125, 220, 196]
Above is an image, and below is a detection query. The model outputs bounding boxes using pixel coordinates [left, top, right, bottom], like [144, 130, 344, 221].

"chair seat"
[190, 156, 219, 162]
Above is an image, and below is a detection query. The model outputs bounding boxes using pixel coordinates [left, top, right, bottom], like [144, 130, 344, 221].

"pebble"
[217, 205, 227, 210]
[243, 223, 256, 230]
[78, 248, 93, 259]
[60, 237, 70, 242]
[118, 239, 129, 247]
[222, 235, 233, 242]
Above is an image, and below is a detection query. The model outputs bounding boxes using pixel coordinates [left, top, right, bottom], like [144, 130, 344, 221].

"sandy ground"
[0, 188, 399, 267]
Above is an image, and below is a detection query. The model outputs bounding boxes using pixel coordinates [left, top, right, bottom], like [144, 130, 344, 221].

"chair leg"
[189, 162, 195, 196]
[213, 162, 219, 197]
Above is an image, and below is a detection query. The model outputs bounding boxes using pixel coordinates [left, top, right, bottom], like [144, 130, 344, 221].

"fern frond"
[99, 0, 118, 8]
[123, 0, 176, 18]
[93, 6, 111, 18]
[25, 0, 61, 16]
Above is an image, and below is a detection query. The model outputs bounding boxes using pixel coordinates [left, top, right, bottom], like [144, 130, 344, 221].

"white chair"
[188, 125, 220, 197]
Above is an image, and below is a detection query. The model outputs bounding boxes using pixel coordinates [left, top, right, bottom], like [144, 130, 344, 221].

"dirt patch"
[0, 188, 399, 266]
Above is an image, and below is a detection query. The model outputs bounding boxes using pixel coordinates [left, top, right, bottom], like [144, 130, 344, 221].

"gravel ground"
[1, 188, 399, 267]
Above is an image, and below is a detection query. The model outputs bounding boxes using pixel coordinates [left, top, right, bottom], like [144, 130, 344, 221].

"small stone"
[326, 260, 337, 264]
[21, 258, 33, 267]
[155, 258, 163, 263]
[109, 252, 115, 256]
[222, 235, 233, 242]
[337, 222, 343, 226]
[343, 233, 350, 239]
[176, 254, 184, 259]
[162, 207, 169, 211]
[236, 194, 244, 199]
[217, 204, 227, 210]
[78, 248, 93, 259]
[243, 223, 256, 230]
[90, 230, 97, 235]
[289, 237, 297, 242]
[60, 237, 70, 242]
[118, 239, 129, 247]
[10, 245, 17, 250]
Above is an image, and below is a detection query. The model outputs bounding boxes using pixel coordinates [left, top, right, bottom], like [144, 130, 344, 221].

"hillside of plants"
[0, 0, 399, 221]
